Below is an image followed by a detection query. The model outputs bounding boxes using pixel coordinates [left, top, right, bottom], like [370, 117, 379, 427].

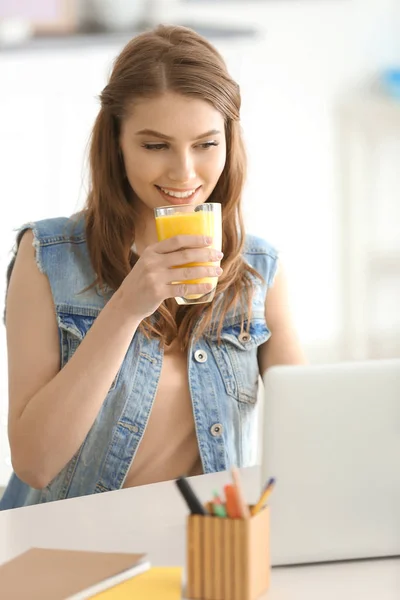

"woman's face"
[119, 91, 226, 215]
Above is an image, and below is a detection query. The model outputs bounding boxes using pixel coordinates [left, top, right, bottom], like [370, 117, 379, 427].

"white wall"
[170, 0, 400, 360]
[238, 0, 399, 359]
[0, 0, 399, 486]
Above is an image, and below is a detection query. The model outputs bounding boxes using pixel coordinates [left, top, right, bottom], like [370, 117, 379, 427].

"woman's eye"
[141, 141, 219, 151]
[142, 143, 168, 151]
[198, 141, 219, 150]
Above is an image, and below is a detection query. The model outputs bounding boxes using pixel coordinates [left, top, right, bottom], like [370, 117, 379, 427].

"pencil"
[251, 478, 276, 516]
[231, 466, 250, 519]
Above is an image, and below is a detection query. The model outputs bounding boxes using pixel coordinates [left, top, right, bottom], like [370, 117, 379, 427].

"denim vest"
[0, 214, 278, 510]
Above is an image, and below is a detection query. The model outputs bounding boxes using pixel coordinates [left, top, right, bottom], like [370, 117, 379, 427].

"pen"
[212, 503, 227, 518]
[212, 490, 223, 505]
[231, 466, 250, 519]
[251, 477, 276, 516]
[224, 484, 241, 518]
[175, 477, 208, 515]
[212, 490, 227, 518]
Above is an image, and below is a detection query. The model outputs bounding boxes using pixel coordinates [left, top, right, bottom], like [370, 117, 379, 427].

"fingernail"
[216, 267, 223, 275]
[216, 251, 224, 258]
[205, 236, 213, 244]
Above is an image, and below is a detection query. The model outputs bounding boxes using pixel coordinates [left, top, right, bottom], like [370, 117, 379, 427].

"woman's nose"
[167, 151, 196, 183]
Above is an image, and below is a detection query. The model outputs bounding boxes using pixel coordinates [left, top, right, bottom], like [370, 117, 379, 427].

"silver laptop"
[261, 359, 400, 566]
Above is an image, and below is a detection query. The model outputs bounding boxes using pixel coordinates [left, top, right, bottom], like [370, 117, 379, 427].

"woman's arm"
[7, 231, 141, 489]
[258, 263, 307, 377]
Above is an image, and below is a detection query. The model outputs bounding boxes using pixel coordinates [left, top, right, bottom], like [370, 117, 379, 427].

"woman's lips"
[155, 185, 202, 205]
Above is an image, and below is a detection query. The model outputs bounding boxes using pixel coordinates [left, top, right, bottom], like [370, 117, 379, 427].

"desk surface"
[0, 466, 399, 599]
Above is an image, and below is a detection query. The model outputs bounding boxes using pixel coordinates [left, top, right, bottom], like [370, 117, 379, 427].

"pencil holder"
[186, 506, 270, 600]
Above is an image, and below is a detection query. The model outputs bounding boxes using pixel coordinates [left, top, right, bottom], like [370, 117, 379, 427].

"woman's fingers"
[155, 234, 212, 254]
[163, 246, 223, 269]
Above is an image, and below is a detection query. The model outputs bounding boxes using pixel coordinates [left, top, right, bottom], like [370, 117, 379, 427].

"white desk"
[0, 466, 399, 599]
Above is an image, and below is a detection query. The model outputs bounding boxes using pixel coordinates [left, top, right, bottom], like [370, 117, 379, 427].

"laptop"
[261, 359, 400, 566]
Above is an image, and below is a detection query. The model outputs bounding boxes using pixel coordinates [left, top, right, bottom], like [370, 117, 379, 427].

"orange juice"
[155, 211, 221, 293]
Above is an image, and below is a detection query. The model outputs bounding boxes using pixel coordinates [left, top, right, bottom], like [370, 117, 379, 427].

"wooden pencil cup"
[186, 506, 270, 600]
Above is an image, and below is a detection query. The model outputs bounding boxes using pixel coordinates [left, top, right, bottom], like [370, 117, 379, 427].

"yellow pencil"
[251, 478, 276, 516]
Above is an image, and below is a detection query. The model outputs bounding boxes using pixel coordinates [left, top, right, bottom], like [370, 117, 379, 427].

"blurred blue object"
[381, 68, 400, 100]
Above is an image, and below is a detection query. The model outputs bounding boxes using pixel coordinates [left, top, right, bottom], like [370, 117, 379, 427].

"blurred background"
[0, 0, 399, 487]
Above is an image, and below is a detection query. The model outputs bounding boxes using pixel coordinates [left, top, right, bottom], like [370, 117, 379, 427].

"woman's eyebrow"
[134, 128, 222, 141]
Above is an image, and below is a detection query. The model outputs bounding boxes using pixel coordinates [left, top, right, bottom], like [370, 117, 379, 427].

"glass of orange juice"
[154, 202, 222, 305]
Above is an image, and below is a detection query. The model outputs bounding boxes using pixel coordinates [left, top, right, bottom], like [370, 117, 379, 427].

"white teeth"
[160, 187, 197, 199]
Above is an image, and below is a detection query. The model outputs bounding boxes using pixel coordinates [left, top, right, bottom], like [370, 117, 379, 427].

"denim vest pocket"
[208, 317, 271, 404]
[57, 308, 120, 391]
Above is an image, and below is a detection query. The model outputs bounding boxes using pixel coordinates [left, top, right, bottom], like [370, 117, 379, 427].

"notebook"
[0, 547, 150, 600]
[93, 567, 183, 599]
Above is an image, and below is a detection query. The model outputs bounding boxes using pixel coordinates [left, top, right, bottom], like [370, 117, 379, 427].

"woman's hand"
[117, 235, 223, 320]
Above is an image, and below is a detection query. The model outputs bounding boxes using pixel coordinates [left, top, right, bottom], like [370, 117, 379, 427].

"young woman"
[1, 25, 306, 510]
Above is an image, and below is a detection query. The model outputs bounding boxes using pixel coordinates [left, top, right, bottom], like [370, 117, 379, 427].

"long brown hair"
[84, 24, 260, 349]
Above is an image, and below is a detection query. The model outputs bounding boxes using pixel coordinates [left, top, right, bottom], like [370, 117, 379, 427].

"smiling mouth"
[156, 186, 200, 198]
[155, 185, 202, 202]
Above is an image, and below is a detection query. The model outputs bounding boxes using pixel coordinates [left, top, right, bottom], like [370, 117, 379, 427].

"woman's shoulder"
[243, 234, 279, 259]
[19, 212, 86, 245]
[242, 234, 279, 287]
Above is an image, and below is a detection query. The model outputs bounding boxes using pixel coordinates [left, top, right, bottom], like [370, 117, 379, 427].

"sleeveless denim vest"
[0, 214, 278, 510]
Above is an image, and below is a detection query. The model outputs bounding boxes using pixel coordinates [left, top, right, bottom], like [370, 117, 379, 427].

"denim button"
[210, 423, 223, 437]
[194, 349, 208, 363]
[238, 332, 251, 343]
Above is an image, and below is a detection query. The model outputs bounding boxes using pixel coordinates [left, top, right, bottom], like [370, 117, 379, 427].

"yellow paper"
[92, 567, 182, 599]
